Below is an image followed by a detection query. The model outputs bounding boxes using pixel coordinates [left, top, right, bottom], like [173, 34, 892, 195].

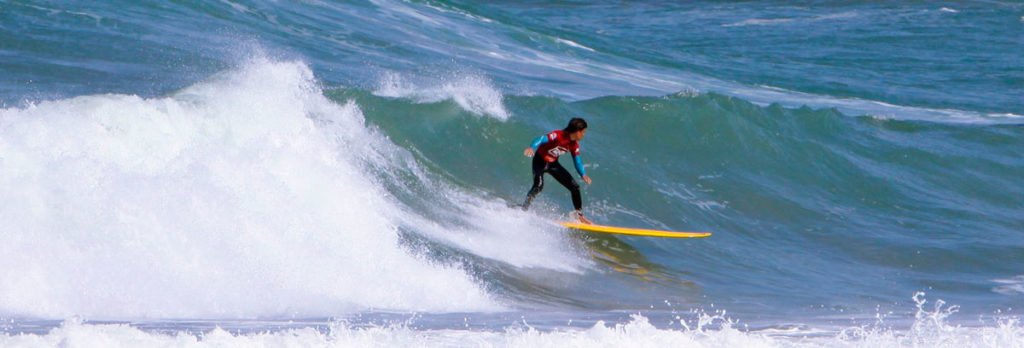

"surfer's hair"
[564, 117, 588, 134]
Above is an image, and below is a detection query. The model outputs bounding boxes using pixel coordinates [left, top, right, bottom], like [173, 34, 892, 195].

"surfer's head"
[564, 117, 588, 141]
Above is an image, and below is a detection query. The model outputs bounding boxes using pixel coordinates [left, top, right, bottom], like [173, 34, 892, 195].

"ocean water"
[1, 1, 1022, 346]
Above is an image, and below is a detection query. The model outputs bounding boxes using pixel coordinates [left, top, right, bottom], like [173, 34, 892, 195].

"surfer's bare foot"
[574, 211, 593, 224]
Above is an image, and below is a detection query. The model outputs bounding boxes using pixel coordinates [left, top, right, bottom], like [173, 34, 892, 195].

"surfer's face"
[570, 129, 586, 141]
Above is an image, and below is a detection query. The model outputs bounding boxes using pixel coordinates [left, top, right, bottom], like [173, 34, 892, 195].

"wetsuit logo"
[548, 146, 568, 157]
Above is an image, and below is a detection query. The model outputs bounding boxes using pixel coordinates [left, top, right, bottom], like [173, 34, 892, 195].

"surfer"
[521, 117, 593, 224]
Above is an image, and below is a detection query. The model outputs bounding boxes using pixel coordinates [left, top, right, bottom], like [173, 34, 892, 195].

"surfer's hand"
[523, 148, 535, 157]
[582, 175, 592, 185]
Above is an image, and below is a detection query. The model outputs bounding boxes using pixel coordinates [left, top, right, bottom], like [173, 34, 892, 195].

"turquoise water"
[1, 1, 1022, 346]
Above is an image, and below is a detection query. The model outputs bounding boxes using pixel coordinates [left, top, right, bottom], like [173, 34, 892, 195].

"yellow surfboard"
[559, 222, 711, 238]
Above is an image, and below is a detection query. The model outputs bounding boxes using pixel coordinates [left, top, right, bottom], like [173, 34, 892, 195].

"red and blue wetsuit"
[522, 130, 586, 210]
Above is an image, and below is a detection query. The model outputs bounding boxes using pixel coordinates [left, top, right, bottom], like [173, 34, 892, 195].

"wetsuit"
[522, 130, 586, 210]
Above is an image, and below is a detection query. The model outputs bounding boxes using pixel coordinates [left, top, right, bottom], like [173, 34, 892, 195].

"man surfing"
[521, 117, 593, 224]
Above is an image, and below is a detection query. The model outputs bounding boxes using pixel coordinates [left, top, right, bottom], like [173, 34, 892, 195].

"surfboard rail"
[559, 222, 711, 238]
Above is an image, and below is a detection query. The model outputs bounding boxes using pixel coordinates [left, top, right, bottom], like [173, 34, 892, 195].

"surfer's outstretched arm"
[572, 154, 592, 185]
[572, 155, 586, 176]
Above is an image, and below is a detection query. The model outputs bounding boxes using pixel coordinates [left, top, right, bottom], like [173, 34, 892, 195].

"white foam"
[3, 309, 1022, 348]
[0, 58, 500, 319]
[418, 0, 495, 24]
[374, 71, 510, 120]
[723, 11, 859, 27]
[993, 275, 1024, 295]
[220, 0, 254, 15]
[350, 145, 588, 273]
[397, 191, 590, 273]
[742, 84, 1022, 124]
[722, 18, 794, 27]
[654, 183, 728, 213]
[555, 38, 596, 52]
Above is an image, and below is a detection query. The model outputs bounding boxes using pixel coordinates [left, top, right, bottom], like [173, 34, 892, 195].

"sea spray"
[0, 59, 498, 318]
[373, 71, 510, 120]
[3, 294, 1021, 347]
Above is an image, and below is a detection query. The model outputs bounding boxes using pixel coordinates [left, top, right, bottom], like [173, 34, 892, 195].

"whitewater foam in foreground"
[3, 305, 1022, 348]
[0, 59, 500, 318]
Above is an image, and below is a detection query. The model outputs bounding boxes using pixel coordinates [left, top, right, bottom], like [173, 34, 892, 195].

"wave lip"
[0, 58, 499, 319]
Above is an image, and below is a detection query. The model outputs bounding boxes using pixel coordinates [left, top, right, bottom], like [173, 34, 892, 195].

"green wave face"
[335, 88, 1024, 313]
